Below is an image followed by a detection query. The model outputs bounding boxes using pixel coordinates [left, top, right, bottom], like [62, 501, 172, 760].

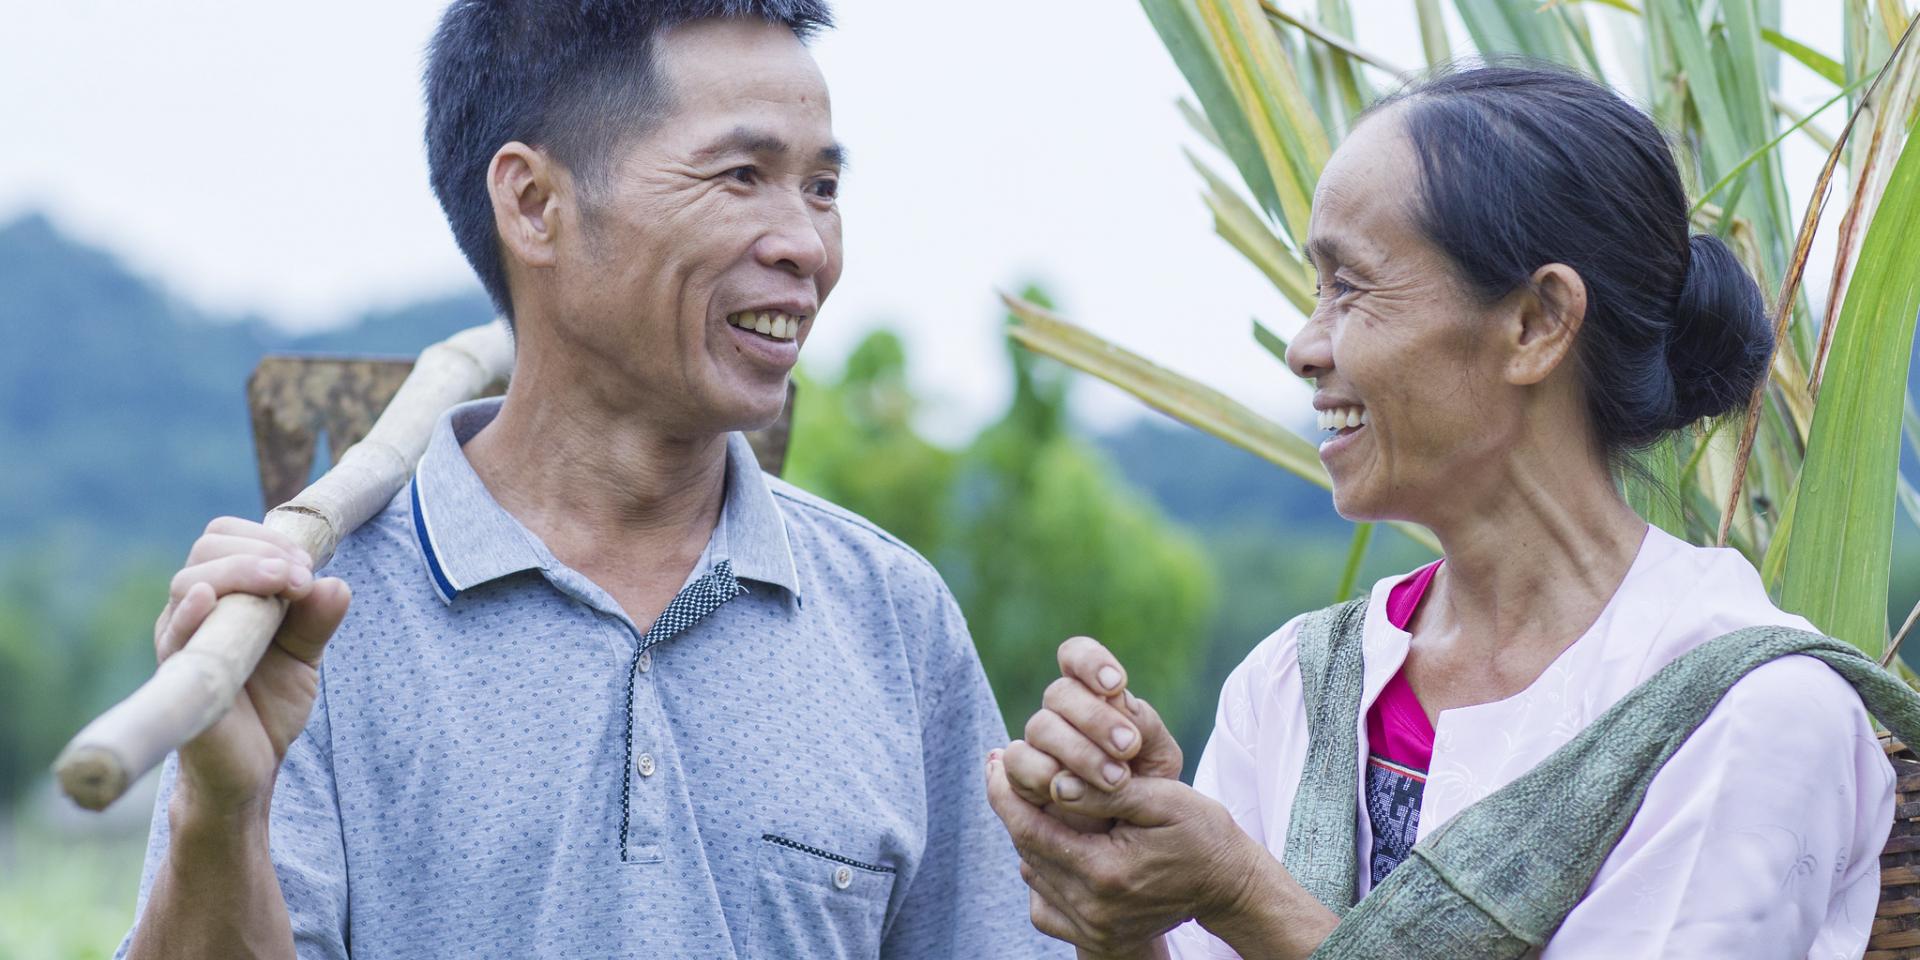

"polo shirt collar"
[410, 398, 801, 605]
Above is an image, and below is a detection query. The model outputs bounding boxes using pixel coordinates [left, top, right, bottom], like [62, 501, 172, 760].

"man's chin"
[703, 381, 792, 436]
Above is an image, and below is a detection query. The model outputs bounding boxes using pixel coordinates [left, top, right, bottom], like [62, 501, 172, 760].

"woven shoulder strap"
[1280, 611, 1920, 958]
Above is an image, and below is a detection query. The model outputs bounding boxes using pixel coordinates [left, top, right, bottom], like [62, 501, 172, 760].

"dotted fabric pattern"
[116, 399, 1065, 960]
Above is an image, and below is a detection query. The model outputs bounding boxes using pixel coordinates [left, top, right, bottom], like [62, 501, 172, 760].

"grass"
[0, 811, 145, 960]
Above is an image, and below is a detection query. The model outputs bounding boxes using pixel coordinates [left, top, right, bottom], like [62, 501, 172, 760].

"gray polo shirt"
[119, 398, 1062, 959]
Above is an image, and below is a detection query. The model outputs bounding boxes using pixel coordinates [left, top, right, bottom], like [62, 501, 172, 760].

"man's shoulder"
[763, 474, 948, 599]
[313, 486, 431, 599]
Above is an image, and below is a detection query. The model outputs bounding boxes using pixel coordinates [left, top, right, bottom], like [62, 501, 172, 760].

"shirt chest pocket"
[745, 833, 896, 959]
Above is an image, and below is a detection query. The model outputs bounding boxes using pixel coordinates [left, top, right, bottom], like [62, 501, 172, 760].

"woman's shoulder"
[1623, 527, 1817, 669]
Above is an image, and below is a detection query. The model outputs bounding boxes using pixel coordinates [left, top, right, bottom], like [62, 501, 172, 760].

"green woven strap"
[1280, 607, 1920, 958]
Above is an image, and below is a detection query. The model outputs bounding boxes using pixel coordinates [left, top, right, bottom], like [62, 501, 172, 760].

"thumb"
[1049, 770, 1190, 827]
[274, 577, 351, 665]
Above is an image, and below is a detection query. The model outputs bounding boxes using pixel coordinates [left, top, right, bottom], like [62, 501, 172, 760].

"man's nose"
[756, 199, 830, 278]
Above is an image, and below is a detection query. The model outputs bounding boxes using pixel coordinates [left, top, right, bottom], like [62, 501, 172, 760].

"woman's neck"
[1408, 446, 1649, 708]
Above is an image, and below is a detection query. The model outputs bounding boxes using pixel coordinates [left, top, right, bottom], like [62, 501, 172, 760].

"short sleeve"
[1168, 617, 1312, 960]
[114, 673, 352, 960]
[879, 588, 1069, 959]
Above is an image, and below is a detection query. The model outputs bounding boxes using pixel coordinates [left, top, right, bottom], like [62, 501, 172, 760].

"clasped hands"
[985, 638, 1336, 958]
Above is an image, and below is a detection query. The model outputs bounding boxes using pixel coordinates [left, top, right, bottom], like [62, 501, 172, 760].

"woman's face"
[1287, 107, 1548, 524]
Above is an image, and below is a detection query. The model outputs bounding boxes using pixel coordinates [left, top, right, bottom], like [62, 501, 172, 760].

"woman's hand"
[987, 749, 1279, 953]
[1002, 637, 1184, 821]
[987, 757, 1338, 958]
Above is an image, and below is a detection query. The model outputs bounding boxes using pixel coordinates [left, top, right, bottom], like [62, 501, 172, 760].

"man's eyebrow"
[690, 127, 848, 170]
[690, 127, 791, 163]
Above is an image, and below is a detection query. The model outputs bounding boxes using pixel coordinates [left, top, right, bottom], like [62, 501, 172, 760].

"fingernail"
[1103, 762, 1125, 785]
[1112, 726, 1135, 751]
[289, 565, 311, 588]
[297, 549, 313, 566]
[1125, 689, 1139, 712]
[259, 558, 286, 578]
[1097, 666, 1122, 692]
[987, 748, 1003, 766]
[1054, 774, 1086, 801]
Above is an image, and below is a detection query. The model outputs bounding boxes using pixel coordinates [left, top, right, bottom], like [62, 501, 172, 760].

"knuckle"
[1043, 676, 1074, 704]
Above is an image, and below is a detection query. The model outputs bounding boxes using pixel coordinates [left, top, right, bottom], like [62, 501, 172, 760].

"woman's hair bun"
[1663, 233, 1772, 427]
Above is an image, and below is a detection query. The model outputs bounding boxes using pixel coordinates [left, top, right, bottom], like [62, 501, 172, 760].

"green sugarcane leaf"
[1778, 123, 1920, 655]
[1141, 0, 1286, 223]
[1334, 522, 1376, 602]
[1763, 26, 1849, 85]
[1253, 317, 1290, 364]
[1003, 293, 1440, 554]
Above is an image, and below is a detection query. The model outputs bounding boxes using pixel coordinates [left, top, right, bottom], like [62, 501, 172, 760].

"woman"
[986, 65, 1904, 958]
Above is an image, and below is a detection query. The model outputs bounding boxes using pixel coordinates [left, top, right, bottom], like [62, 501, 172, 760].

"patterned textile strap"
[1282, 598, 1371, 916]
[1281, 607, 1920, 958]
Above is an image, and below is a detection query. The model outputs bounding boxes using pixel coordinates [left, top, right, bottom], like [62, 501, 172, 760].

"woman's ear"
[487, 141, 563, 271]
[1504, 263, 1587, 386]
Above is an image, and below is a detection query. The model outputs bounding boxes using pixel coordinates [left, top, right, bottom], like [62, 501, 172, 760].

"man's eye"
[725, 166, 757, 184]
[811, 178, 839, 200]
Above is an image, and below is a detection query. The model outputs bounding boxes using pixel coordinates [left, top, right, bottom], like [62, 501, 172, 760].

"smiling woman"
[987, 63, 1920, 960]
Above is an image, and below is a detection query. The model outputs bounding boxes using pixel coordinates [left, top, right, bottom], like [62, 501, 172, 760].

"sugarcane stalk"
[52, 321, 515, 811]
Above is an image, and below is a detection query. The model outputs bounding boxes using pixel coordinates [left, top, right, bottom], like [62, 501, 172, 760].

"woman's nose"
[1287, 313, 1333, 381]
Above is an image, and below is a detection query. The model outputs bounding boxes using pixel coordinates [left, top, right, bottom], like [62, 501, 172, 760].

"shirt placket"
[619, 560, 746, 863]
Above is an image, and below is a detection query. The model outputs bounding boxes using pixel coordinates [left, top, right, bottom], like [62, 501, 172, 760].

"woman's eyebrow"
[1305, 236, 1350, 270]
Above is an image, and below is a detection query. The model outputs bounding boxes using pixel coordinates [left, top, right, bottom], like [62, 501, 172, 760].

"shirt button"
[637, 650, 653, 674]
[637, 752, 656, 777]
[832, 865, 852, 890]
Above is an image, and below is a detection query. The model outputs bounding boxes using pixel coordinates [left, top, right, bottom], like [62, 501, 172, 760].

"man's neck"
[461, 372, 729, 622]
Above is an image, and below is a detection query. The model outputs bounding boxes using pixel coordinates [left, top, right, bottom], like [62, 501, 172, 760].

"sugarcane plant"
[1005, 0, 1920, 661]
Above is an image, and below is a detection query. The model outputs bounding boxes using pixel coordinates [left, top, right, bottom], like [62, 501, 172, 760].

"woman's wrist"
[1195, 837, 1338, 959]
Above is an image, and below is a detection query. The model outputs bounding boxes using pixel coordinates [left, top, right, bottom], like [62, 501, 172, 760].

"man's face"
[543, 17, 843, 435]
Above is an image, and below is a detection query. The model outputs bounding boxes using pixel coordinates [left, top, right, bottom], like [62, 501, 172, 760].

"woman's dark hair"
[1371, 63, 1772, 456]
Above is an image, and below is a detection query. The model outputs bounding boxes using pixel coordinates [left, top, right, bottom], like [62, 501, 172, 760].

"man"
[117, 3, 1059, 956]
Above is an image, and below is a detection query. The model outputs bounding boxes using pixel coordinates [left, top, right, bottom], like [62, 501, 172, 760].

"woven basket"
[1871, 735, 1920, 959]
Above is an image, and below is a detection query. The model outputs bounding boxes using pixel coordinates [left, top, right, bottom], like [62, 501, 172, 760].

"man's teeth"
[727, 310, 804, 341]
[1316, 406, 1370, 432]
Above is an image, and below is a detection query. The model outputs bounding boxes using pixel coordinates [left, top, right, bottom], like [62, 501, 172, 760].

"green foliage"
[788, 297, 1219, 737]
[0, 551, 168, 808]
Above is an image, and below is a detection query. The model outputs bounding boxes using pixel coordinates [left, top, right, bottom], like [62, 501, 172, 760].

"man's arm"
[115, 518, 352, 959]
[879, 590, 1071, 959]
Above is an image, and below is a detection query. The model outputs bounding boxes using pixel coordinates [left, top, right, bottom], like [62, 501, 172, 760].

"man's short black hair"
[424, 0, 834, 322]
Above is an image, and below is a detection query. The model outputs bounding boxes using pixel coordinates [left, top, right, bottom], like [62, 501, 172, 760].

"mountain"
[0, 213, 490, 555]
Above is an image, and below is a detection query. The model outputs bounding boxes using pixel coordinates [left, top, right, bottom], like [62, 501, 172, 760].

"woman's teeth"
[1317, 406, 1370, 432]
[727, 310, 804, 342]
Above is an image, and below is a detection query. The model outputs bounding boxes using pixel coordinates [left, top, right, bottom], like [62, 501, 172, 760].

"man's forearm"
[125, 801, 297, 960]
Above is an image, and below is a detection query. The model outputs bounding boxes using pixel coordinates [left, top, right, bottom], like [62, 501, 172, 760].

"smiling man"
[115, 3, 1057, 958]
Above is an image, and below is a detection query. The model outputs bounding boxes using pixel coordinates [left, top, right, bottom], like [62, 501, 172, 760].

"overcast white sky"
[0, 1, 1844, 440]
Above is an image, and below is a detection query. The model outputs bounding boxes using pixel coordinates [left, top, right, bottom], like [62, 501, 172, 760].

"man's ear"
[1503, 262, 1587, 386]
[488, 142, 564, 270]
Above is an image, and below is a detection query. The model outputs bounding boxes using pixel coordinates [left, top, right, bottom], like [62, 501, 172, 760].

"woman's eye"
[1317, 278, 1356, 299]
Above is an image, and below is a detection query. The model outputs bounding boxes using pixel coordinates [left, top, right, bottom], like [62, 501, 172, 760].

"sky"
[0, 0, 1845, 441]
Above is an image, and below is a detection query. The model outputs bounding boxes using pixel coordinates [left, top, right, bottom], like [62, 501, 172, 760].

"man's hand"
[156, 517, 351, 820]
[1001, 637, 1184, 829]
